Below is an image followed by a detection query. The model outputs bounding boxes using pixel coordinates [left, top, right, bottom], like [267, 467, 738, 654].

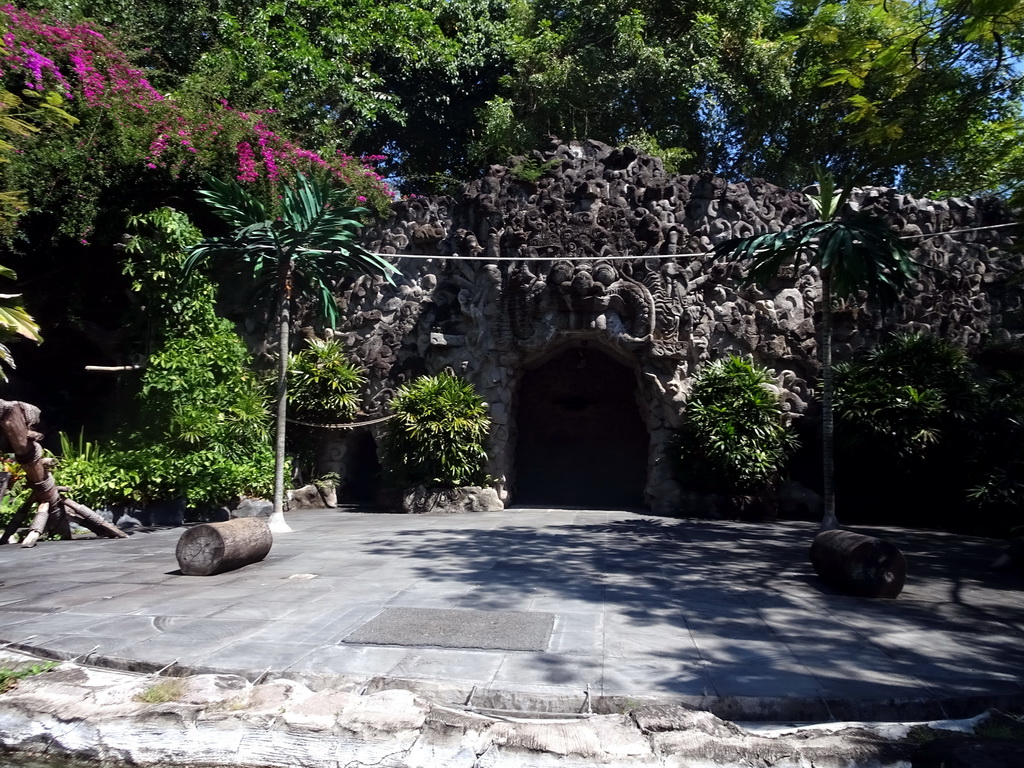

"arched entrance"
[514, 344, 648, 508]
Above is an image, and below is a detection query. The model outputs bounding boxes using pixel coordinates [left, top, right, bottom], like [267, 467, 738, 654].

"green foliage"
[715, 167, 917, 308]
[0, 263, 41, 383]
[191, 170, 397, 516]
[188, 173, 397, 329]
[288, 338, 366, 422]
[9, 0, 1024, 201]
[384, 372, 491, 488]
[833, 333, 978, 465]
[0, 661, 57, 693]
[715, 166, 919, 529]
[775, 0, 1024, 194]
[508, 156, 560, 184]
[673, 356, 798, 495]
[830, 332, 1024, 533]
[0, 85, 77, 230]
[130, 328, 274, 506]
[135, 678, 186, 703]
[621, 131, 692, 175]
[53, 208, 275, 509]
[55, 431, 140, 509]
[471, 0, 789, 174]
[0, 453, 32, 526]
[963, 341, 1024, 527]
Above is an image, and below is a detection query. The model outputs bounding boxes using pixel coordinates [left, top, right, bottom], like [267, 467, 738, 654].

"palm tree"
[714, 168, 916, 530]
[187, 173, 397, 532]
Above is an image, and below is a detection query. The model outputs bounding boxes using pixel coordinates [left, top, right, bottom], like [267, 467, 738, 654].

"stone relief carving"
[326, 139, 1022, 512]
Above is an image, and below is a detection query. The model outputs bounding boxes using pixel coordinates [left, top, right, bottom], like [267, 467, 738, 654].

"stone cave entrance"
[513, 344, 648, 508]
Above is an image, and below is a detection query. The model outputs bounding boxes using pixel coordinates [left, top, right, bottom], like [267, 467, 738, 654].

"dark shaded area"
[912, 736, 1024, 767]
[344, 430, 381, 504]
[514, 346, 648, 508]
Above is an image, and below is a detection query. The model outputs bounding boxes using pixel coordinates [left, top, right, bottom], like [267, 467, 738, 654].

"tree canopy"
[18, 0, 1023, 197]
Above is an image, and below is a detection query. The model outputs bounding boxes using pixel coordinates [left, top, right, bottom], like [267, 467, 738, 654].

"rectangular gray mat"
[342, 607, 555, 651]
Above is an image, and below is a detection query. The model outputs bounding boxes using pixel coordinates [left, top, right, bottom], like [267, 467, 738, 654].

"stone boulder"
[287, 484, 327, 510]
[230, 497, 274, 519]
[399, 485, 504, 514]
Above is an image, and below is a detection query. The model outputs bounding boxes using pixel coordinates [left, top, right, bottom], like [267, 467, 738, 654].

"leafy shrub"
[53, 208, 275, 510]
[0, 454, 34, 526]
[384, 372, 491, 488]
[55, 432, 140, 509]
[0, 661, 56, 693]
[832, 332, 979, 526]
[288, 338, 366, 422]
[673, 356, 798, 495]
[833, 332, 978, 464]
[509, 156, 561, 184]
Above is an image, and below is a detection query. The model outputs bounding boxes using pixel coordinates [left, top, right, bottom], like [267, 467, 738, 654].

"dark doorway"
[514, 345, 648, 507]
[343, 431, 381, 504]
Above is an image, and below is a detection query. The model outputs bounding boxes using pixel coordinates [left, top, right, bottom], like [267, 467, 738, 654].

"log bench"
[810, 529, 907, 598]
[175, 518, 272, 576]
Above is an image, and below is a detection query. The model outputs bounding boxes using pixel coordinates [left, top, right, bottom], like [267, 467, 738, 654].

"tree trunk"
[820, 270, 839, 531]
[270, 261, 293, 534]
[175, 517, 273, 576]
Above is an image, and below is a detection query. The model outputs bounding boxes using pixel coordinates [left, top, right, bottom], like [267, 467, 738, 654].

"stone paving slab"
[0, 507, 1021, 721]
[344, 607, 555, 651]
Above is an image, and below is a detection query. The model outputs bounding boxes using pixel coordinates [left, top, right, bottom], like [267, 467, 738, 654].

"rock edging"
[0, 650, 1017, 767]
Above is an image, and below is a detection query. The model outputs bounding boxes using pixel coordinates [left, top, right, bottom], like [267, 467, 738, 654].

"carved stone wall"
[330, 140, 1023, 513]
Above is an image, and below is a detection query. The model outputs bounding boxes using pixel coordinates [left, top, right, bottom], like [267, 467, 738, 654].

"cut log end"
[175, 518, 272, 576]
[810, 529, 907, 598]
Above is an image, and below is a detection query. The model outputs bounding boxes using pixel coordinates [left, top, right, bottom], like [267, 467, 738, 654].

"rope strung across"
[286, 413, 395, 430]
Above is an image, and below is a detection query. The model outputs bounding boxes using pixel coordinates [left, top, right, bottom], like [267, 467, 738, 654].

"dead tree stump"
[175, 518, 273, 576]
[0, 399, 127, 547]
[810, 529, 907, 598]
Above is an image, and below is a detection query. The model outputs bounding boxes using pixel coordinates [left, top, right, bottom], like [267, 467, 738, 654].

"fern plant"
[384, 372, 491, 488]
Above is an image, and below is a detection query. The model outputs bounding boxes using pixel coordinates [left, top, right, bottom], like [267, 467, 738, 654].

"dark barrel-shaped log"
[175, 518, 272, 576]
[810, 529, 907, 598]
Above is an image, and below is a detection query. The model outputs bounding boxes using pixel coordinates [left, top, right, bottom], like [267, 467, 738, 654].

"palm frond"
[0, 294, 41, 341]
[197, 175, 269, 228]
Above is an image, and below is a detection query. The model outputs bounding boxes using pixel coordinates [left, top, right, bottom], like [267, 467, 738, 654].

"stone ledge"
[0, 650, 1017, 768]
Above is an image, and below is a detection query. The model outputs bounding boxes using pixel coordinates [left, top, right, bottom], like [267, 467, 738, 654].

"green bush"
[288, 337, 366, 422]
[831, 332, 979, 527]
[384, 372, 491, 488]
[0, 455, 34, 526]
[53, 208, 275, 511]
[673, 356, 798, 496]
[55, 432, 140, 509]
[833, 332, 978, 464]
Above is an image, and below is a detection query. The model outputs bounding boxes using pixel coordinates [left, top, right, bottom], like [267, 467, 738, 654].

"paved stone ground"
[0, 508, 1021, 721]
